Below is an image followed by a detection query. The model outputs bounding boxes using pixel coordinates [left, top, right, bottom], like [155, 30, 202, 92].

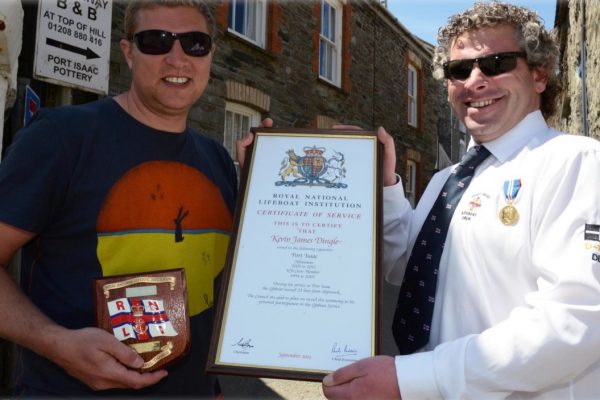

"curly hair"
[123, 0, 216, 41]
[432, 1, 561, 118]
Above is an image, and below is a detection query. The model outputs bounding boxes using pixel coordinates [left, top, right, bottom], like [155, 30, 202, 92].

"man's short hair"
[432, 1, 561, 119]
[124, 0, 216, 40]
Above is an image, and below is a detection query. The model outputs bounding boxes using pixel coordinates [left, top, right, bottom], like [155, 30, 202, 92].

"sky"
[386, 0, 557, 45]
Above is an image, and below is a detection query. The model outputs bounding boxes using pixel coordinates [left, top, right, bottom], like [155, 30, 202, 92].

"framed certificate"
[207, 128, 382, 381]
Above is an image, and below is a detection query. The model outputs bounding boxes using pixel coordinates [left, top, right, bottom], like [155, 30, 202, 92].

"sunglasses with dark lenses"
[443, 51, 527, 80]
[133, 30, 212, 57]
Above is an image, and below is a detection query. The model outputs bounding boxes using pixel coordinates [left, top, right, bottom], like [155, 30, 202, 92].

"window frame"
[224, 102, 261, 164]
[405, 160, 417, 208]
[319, 0, 343, 86]
[407, 64, 418, 128]
[228, 0, 267, 48]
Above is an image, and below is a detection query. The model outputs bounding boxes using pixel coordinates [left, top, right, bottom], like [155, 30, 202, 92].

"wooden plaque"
[94, 269, 190, 371]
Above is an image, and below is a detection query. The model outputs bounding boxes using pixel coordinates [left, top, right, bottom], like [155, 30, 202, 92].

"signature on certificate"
[331, 342, 357, 356]
[233, 337, 255, 349]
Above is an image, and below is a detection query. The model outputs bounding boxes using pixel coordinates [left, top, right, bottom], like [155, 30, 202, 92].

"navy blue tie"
[392, 145, 491, 355]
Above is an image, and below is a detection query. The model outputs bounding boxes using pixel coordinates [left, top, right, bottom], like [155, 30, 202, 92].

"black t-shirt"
[0, 98, 236, 397]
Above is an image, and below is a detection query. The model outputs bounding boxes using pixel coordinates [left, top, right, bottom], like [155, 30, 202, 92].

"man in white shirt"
[322, 2, 600, 399]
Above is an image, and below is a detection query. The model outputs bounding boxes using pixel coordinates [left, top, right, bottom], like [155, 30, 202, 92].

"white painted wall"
[0, 0, 24, 157]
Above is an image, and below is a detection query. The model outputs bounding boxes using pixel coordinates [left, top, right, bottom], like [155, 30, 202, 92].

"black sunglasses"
[443, 51, 527, 80]
[133, 30, 212, 57]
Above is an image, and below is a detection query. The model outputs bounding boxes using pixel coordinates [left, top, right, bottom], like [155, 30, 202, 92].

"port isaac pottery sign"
[34, 0, 112, 95]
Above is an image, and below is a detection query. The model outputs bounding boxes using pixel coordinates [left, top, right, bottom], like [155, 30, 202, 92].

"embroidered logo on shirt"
[468, 196, 482, 210]
[587, 243, 600, 251]
[584, 224, 600, 242]
[460, 193, 489, 221]
[584, 224, 600, 263]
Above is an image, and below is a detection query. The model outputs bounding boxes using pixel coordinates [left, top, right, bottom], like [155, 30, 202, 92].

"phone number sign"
[34, 0, 112, 95]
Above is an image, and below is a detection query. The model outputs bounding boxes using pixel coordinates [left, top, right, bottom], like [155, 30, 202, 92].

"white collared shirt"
[383, 111, 600, 399]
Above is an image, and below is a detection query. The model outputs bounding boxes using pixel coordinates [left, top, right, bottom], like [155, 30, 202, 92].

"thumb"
[322, 363, 361, 387]
[112, 343, 145, 369]
[323, 373, 336, 387]
[260, 117, 273, 128]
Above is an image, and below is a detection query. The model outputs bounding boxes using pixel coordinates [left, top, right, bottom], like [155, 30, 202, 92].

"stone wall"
[552, 0, 600, 140]
[109, 0, 449, 198]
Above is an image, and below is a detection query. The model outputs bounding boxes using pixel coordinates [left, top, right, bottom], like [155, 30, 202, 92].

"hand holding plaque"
[94, 269, 190, 371]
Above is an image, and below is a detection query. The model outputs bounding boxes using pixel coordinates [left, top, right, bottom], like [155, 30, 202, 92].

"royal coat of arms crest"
[277, 145, 347, 188]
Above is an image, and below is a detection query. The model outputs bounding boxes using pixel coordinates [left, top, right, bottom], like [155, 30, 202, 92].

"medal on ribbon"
[499, 179, 521, 225]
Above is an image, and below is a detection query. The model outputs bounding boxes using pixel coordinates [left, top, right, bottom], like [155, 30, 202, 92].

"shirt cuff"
[395, 351, 441, 399]
[384, 174, 409, 221]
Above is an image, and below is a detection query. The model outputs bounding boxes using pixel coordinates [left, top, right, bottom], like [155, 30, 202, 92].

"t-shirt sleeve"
[0, 109, 75, 233]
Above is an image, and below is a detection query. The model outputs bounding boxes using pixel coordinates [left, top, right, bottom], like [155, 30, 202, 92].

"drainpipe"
[580, 0, 589, 137]
[0, 0, 24, 159]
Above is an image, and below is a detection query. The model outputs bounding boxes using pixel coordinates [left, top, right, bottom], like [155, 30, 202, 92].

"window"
[319, 0, 342, 86]
[459, 138, 467, 160]
[224, 103, 261, 163]
[407, 64, 418, 127]
[459, 122, 468, 159]
[228, 0, 267, 47]
[406, 160, 417, 208]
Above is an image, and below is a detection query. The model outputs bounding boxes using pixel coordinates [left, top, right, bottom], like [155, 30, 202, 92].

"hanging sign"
[33, 0, 112, 94]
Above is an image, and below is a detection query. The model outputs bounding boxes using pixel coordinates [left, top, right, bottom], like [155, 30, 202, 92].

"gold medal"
[499, 204, 519, 225]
